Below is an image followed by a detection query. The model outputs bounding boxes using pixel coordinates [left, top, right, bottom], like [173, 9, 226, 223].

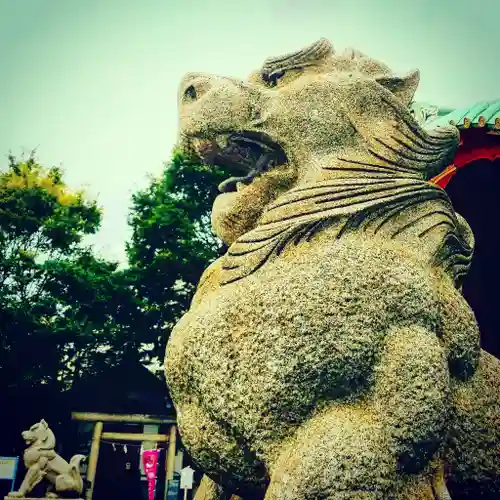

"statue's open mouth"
[197, 131, 288, 193]
[22, 433, 35, 443]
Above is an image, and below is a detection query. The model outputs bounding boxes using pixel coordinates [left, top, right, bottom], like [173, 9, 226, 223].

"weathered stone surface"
[446, 350, 500, 495]
[194, 475, 242, 500]
[165, 38, 500, 499]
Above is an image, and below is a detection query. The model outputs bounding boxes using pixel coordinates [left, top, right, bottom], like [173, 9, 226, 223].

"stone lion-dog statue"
[8, 420, 85, 499]
[164, 38, 500, 499]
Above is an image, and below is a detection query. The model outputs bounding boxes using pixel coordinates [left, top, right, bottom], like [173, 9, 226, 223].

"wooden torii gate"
[72, 412, 177, 500]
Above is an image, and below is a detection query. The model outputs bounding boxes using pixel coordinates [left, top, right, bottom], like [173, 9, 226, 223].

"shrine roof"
[68, 360, 175, 416]
[410, 100, 500, 131]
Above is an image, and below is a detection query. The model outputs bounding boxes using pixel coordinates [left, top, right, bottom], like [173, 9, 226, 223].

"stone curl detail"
[260, 37, 333, 82]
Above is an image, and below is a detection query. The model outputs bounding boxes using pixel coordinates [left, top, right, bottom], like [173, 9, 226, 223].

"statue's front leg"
[8, 458, 48, 497]
[373, 325, 452, 498]
[265, 325, 453, 499]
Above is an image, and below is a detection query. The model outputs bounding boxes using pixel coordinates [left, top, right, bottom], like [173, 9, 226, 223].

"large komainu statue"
[8, 420, 85, 499]
[164, 38, 500, 499]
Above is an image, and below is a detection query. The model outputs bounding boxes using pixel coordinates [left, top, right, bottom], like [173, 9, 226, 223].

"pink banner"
[142, 449, 159, 500]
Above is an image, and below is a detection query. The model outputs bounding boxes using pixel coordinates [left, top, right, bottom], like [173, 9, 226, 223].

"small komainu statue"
[164, 38, 500, 499]
[8, 420, 85, 499]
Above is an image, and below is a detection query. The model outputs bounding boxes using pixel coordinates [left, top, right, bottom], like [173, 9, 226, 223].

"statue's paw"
[46, 493, 59, 499]
[431, 463, 452, 500]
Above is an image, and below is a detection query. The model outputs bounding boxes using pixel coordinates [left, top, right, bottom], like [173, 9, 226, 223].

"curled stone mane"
[221, 178, 473, 286]
[219, 92, 472, 287]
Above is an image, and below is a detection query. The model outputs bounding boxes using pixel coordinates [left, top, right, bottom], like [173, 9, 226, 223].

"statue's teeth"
[215, 135, 229, 150]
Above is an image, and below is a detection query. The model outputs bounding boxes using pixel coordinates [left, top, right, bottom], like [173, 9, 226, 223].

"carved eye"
[183, 85, 197, 101]
[267, 70, 286, 87]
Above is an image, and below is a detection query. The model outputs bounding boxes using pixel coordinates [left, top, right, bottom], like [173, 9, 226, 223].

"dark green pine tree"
[125, 149, 231, 365]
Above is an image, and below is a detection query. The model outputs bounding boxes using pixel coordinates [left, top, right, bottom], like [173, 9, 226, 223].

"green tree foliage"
[126, 150, 230, 364]
[0, 154, 134, 393]
[1, 148, 228, 393]
[42, 251, 145, 388]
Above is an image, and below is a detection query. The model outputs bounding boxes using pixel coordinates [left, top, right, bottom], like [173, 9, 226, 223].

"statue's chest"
[23, 448, 42, 467]
[165, 241, 437, 424]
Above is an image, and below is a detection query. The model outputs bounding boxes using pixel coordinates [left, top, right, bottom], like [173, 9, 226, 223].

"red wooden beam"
[429, 135, 500, 188]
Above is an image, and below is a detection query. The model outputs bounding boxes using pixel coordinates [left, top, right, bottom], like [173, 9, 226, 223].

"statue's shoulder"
[192, 257, 225, 305]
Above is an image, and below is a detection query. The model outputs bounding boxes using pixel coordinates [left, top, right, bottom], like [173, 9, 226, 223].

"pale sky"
[1, 0, 499, 264]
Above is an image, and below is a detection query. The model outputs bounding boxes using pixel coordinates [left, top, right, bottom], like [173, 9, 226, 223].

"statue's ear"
[40, 419, 48, 428]
[374, 70, 420, 107]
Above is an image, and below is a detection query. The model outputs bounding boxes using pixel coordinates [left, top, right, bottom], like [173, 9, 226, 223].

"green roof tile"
[410, 100, 500, 130]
